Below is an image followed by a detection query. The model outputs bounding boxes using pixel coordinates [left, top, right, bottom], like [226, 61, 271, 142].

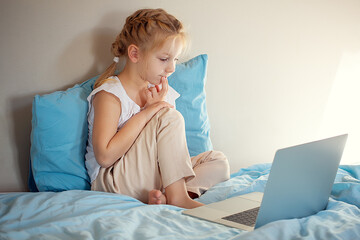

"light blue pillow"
[30, 77, 96, 191]
[169, 54, 213, 156]
[29, 54, 212, 191]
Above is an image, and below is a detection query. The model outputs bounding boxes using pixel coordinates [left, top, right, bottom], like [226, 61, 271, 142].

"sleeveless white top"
[85, 76, 180, 182]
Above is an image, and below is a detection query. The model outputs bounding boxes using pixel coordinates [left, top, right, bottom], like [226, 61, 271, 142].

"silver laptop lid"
[255, 134, 348, 229]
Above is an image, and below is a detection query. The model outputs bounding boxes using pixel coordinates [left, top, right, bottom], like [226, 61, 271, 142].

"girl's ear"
[128, 44, 140, 63]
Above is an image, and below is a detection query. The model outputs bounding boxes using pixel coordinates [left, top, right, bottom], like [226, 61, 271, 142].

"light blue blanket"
[1, 164, 359, 240]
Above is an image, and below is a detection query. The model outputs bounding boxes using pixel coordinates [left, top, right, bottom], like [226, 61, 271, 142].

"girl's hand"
[142, 77, 174, 121]
[144, 77, 169, 107]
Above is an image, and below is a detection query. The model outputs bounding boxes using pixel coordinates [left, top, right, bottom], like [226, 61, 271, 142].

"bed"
[1, 55, 359, 239]
[1, 163, 360, 239]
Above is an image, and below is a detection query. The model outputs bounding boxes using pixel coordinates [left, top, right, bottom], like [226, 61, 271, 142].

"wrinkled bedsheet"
[1, 164, 359, 240]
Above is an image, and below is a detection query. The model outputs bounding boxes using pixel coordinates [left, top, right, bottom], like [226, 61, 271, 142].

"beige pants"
[91, 108, 230, 203]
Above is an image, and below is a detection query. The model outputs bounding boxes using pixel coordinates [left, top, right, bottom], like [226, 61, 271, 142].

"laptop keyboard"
[221, 207, 260, 227]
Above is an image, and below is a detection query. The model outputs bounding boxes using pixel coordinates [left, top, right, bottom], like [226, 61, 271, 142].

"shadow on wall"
[56, 10, 128, 90]
[7, 10, 128, 191]
[7, 95, 33, 191]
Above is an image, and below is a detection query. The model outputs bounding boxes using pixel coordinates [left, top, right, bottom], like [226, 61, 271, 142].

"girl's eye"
[159, 58, 178, 62]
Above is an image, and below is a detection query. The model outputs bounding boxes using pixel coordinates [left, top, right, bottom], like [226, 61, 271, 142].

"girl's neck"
[117, 63, 148, 107]
[118, 64, 147, 89]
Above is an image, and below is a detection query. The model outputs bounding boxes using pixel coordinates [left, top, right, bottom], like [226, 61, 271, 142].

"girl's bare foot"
[148, 189, 167, 204]
[165, 179, 205, 209]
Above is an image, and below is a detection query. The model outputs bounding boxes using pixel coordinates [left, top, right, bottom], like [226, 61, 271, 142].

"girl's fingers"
[160, 77, 168, 95]
[146, 77, 169, 106]
[145, 89, 152, 99]
[149, 87, 157, 95]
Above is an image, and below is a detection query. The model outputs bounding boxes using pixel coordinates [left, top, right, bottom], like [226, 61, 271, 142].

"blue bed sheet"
[1, 164, 359, 240]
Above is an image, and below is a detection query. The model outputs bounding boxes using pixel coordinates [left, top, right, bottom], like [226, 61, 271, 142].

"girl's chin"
[149, 79, 161, 85]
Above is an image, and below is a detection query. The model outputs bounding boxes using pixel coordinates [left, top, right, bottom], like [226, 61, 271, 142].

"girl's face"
[138, 37, 183, 85]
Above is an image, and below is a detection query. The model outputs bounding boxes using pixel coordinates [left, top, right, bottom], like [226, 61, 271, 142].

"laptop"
[183, 134, 348, 231]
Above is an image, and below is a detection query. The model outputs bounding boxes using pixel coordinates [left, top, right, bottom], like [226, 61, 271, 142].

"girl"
[85, 8, 230, 209]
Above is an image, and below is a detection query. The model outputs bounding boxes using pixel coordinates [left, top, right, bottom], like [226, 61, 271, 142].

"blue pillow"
[29, 54, 212, 191]
[30, 77, 96, 191]
[169, 54, 213, 156]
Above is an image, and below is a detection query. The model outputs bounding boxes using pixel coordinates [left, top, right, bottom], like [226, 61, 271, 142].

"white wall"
[1, 0, 359, 191]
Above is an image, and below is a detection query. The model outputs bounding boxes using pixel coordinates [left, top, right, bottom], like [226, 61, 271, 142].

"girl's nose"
[166, 62, 176, 74]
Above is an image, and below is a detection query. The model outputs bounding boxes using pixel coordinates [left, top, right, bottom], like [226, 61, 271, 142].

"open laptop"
[183, 134, 348, 231]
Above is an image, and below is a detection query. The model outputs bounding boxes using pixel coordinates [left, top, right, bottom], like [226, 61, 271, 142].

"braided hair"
[94, 8, 186, 88]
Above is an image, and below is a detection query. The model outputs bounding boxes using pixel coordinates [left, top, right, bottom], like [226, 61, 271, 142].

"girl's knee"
[156, 107, 184, 124]
[210, 150, 230, 180]
[207, 150, 228, 164]
[212, 150, 227, 160]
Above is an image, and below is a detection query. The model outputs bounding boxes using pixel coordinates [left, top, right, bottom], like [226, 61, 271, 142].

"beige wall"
[1, 0, 360, 191]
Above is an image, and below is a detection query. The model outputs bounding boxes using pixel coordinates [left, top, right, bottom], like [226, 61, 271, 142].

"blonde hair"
[94, 8, 187, 89]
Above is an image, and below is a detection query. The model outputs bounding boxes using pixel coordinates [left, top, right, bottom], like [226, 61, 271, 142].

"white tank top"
[85, 76, 180, 182]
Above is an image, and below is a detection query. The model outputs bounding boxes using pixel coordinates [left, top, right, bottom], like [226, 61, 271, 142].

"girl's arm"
[92, 80, 172, 168]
